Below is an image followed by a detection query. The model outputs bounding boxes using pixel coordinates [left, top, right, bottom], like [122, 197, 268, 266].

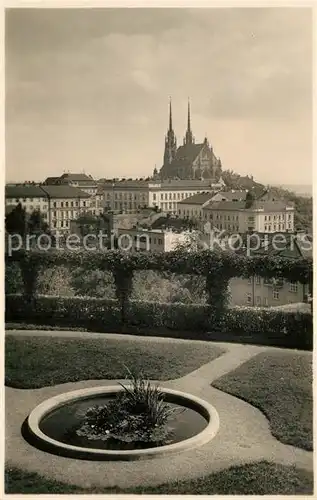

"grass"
[5, 335, 225, 388]
[5, 462, 313, 495]
[212, 351, 312, 450]
[5, 322, 87, 331]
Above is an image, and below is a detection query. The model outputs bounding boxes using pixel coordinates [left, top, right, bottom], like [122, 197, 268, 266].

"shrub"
[5, 295, 312, 350]
[5, 294, 121, 331]
[5, 262, 23, 294]
[70, 268, 116, 299]
[36, 266, 74, 297]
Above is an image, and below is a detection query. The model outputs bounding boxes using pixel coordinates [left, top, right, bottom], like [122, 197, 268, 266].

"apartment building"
[210, 189, 248, 202]
[102, 179, 222, 214]
[177, 192, 217, 219]
[116, 227, 190, 252]
[229, 233, 312, 307]
[5, 185, 49, 221]
[202, 200, 295, 233]
[88, 187, 104, 216]
[44, 173, 98, 195]
[41, 185, 91, 233]
[229, 275, 308, 308]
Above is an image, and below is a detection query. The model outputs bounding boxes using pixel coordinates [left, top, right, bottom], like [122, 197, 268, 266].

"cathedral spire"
[169, 96, 173, 131]
[184, 98, 194, 145]
[163, 97, 177, 167]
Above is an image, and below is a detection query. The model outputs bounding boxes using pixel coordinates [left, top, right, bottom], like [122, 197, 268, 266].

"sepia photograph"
[4, 6, 313, 495]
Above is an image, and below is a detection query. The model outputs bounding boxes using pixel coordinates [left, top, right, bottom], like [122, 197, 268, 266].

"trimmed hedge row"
[6, 294, 312, 350]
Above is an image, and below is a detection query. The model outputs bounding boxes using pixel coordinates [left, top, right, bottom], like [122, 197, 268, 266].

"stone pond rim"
[25, 385, 220, 461]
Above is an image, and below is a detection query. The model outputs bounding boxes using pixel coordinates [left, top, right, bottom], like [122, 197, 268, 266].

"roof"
[43, 177, 59, 185]
[233, 232, 312, 259]
[169, 143, 205, 169]
[149, 217, 189, 231]
[204, 200, 294, 212]
[41, 185, 91, 198]
[160, 179, 214, 189]
[5, 185, 47, 198]
[212, 190, 248, 201]
[178, 192, 215, 205]
[60, 173, 95, 182]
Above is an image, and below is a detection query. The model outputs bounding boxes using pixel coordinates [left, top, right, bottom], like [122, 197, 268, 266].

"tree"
[76, 213, 105, 237]
[28, 209, 49, 234]
[245, 191, 255, 209]
[5, 203, 26, 236]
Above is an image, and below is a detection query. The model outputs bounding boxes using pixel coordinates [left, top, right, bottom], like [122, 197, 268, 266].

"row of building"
[5, 172, 295, 235]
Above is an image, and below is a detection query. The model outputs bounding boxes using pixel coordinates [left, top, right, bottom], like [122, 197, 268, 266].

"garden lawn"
[5, 335, 225, 388]
[212, 350, 312, 450]
[5, 462, 313, 495]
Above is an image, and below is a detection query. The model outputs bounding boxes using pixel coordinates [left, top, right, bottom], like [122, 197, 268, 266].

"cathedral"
[156, 100, 222, 181]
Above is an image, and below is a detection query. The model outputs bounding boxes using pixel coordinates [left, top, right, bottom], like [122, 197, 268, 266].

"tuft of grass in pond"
[77, 368, 183, 446]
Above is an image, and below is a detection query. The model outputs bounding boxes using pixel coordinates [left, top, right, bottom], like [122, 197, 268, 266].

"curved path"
[5, 330, 313, 490]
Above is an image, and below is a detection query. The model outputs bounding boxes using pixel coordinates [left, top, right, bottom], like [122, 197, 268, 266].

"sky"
[6, 7, 312, 185]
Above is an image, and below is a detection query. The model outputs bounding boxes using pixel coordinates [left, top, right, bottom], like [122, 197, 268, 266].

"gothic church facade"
[158, 100, 222, 181]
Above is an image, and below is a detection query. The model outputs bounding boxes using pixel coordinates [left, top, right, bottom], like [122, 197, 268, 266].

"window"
[255, 275, 261, 285]
[165, 193, 167, 200]
[158, 238, 162, 244]
[256, 296, 261, 306]
[61, 202, 64, 207]
[290, 281, 298, 293]
[273, 290, 279, 300]
[53, 211, 57, 218]
[246, 293, 252, 304]
[161, 194, 163, 200]
[83, 201, 86, 207]
[264, 297, 268, 307]
[66, 201, 69, 207]
[264, 225, 267, 232]
[169, 193, 172, 200]
[153, 194, 156, 201]
[53, 202, 57, 208]
[264, 215, 267, 221]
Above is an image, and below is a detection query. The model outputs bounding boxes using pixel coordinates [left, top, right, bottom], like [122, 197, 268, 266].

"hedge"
[5, 249, 313, 325]
[5, 294, 312, 350]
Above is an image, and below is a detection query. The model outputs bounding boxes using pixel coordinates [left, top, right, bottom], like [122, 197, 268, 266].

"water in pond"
[39, 396, 208, 450]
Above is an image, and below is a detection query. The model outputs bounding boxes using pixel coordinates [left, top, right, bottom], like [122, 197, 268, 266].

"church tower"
[163, 98, 177, 166]
[183, 99, 195, 145]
